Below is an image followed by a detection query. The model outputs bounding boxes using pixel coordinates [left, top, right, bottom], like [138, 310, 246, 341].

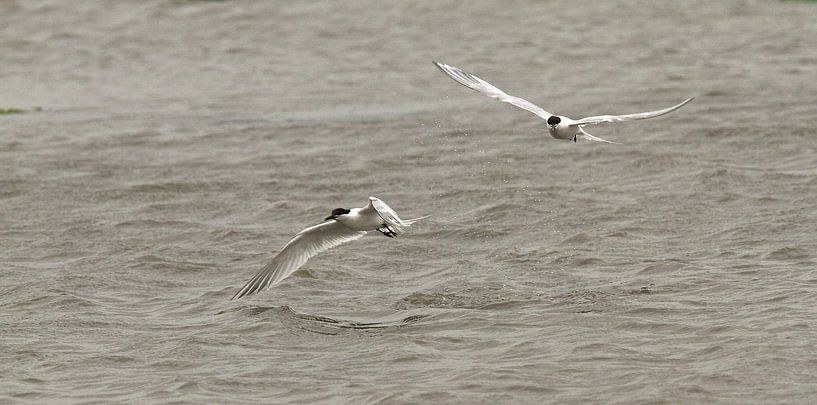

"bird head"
[547, 115, 562, 131]
[325, 208, 351, 221]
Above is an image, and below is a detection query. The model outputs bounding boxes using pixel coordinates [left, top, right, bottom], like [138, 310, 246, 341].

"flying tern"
[434, 61, 693, 144]
[231, 197, 428, 300]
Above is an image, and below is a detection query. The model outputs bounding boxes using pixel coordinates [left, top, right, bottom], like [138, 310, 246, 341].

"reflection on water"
[238, 305, 431, 335]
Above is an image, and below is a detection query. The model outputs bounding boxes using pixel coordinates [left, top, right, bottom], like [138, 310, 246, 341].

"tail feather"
[403, 215, 431, 225]
[578, 127, 621, 144]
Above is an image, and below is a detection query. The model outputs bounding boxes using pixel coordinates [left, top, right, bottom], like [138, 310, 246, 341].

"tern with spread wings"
[434, 61, 693, 144]
[231, 197, 428, 300]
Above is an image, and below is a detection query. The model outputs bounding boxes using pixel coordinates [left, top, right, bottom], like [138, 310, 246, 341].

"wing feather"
[369, 196, 429, 235]
[231, 221, 367, 300]
[570, 97, 694, 127]
[369, 197, 409, 233]
[433, 61, 552, 120]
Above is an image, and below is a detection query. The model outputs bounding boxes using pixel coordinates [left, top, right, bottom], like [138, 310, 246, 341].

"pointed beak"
[325, 215, 335, 221]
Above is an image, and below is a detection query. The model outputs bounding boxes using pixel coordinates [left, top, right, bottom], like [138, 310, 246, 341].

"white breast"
[548, 121, 581, 141]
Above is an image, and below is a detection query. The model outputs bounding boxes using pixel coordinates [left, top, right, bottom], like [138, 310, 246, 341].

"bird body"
[333, 202, 386, 231]
[546, 116, 580, 141]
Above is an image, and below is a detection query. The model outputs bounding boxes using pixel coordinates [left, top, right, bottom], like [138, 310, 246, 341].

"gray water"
[2, 1, 817, 403]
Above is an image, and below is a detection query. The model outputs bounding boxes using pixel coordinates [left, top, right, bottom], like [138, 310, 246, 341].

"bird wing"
[369, 196, 408, 232]
[570, 97, 694, 127]
[231, 220, 367, 300]
[433, 61, 552, 120]
[369, 196, 429, 234]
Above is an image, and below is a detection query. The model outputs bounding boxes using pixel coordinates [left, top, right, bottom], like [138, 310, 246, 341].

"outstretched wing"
[433, 61, 552, 120]
[570, 97, 694, 127]
[231, 220, 367, 300]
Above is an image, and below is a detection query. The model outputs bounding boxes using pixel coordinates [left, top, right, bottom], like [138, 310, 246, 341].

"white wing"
[369, 197, 407, 232]
[570, 97, 694, 127]
[231, 220, 367, 300]
[369, 196, 428, 234]
[434, 62, 552, 120]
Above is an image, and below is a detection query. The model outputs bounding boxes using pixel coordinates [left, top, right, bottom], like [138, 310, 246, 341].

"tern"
[434, 61, 693, 144]
[231, 197, 428, 300]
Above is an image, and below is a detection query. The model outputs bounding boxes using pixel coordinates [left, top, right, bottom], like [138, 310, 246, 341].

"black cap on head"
[325, 208, 351, 220]
[547, 116, 561, 125]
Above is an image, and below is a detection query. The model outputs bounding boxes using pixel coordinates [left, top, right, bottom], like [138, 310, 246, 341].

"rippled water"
[2, 1, 817, 403]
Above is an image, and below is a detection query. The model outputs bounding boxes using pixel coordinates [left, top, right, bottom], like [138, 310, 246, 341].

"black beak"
[325, 215, 335, 221]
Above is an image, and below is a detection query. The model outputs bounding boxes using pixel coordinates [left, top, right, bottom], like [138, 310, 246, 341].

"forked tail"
[404, 215, 431, 225]
[578, 127, 621, 144]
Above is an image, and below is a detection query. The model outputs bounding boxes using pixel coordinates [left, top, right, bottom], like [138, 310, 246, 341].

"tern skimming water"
[434, 61, 693, 144]
[231, 197, 428, 300]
